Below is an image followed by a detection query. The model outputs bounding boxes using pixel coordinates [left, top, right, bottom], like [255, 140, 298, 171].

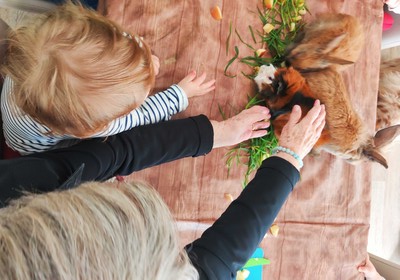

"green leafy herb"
[226, 21, 232, 56]
[243, 257, 271, 268]
[224, 46, 239, 78]
[224, 0, 308, 184]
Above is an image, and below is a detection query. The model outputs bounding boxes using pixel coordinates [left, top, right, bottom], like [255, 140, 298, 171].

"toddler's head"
[3, 1, 155, 137]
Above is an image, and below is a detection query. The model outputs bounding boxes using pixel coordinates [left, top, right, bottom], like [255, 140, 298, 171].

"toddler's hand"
[178, 70, 216, 98]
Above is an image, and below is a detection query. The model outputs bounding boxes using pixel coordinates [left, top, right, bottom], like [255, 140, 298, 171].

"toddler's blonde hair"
[0, 181, 198, 279]
[2, 1, 155, 137]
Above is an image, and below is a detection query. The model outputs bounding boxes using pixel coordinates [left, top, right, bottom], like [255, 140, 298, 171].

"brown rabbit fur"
[377, 58, 400, 130]
[256, 13, 399, 168]
[370, 58, 400, 151]
[285, 13, 364, 72]
[260, 66, 389, 168]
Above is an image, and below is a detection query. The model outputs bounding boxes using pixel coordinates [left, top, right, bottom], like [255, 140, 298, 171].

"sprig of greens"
[224, 0, 307, 185]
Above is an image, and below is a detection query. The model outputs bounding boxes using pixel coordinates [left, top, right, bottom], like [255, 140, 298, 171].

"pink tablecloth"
[105, 1, 383, 279]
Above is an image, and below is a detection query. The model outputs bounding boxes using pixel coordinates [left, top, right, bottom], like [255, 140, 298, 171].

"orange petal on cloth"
[264, 0, 274, 9]
[270, 224, 279, 237]
[210, 5, 222, 21]
[224, 193, 234, 202]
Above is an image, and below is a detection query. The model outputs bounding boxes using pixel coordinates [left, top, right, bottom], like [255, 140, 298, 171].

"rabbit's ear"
[374, 124, 400, 149]
[285, 29, 306, 55]
[322, 33, 347, 54]
[325, 56, 354, 65]
[293, 28, 306, 44]
[362, 148, 388, 169]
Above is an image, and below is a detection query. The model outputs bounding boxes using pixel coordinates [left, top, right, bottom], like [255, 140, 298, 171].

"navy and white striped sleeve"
[96, 84, 188, 137]
[1, 76, 68, 155]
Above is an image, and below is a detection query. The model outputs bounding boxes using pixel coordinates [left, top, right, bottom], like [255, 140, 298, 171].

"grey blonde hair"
[1, 1, 155, 137]
[0, 181, 198, 280]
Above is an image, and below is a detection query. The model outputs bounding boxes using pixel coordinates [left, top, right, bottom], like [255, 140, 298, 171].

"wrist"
[171, 84, 189, 109]
[272, 146, 303, 169]
[210, 120, 224, 148]
[176, 83, 190, 97]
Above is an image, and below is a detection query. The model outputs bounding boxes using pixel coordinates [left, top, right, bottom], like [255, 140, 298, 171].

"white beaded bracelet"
[271, 146, 304, 168]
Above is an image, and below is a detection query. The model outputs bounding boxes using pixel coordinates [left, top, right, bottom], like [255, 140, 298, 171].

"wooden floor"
[368, 46, 400, 265]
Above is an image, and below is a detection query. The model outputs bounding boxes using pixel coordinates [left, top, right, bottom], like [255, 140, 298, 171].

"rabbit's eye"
[277, 82, 285, 95]
[320, 60, 329, 67]
[275, 76, 288, 97]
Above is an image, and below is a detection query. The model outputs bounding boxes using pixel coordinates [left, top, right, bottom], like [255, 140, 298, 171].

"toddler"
[1, 1, 215, 154]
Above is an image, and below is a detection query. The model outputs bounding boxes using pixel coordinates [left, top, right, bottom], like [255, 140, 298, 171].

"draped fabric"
[105, 1, 383, 279]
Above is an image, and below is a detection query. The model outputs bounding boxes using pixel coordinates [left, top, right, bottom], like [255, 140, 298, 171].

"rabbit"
[285, 13, 364, 72]
[257, 66, 391, 168]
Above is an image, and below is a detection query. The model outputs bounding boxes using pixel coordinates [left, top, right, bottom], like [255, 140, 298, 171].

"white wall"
[369, 253, 400, 280]
[382, 10, 400, 49]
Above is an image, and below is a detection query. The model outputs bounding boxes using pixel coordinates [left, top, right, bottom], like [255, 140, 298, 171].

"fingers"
[200, 79, 216, 93]
[314, 105, 326, 136]
[287, 104, 302, 126]
[249, 129, 268, 139]
[242, 105, 270, 122]
[181, 70, 197, 83]
[314, 104, 325, 125]
[252, 120, 270, 131]
[234, 106, 270, 123]
[201, 79, 216, 88]
[193, 72, 207, 84]
[183, 71, 206, 84]
[302, 99, 322, 124]
[243, 106, 271, 139]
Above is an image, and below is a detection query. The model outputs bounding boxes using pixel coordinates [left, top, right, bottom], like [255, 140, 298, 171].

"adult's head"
[0, 181, 197, 279]
[2, 0, 155, 137]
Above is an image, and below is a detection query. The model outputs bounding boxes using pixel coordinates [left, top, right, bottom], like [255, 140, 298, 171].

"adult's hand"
[275, 100, 325, 168]
[211, 106, 271, 148]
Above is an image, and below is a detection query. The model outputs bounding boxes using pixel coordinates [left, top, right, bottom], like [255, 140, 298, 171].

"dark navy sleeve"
[185, 156, 300, 280]
[48, 0, 98, 9]
[0, 115, 213, 206]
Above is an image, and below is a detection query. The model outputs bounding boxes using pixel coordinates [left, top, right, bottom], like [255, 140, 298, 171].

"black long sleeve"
[0, 115, 213, 206]
[186, 156, 300, 280]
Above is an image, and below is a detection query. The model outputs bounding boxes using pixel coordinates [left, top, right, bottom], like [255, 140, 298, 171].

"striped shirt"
[1, 76, 189, 155]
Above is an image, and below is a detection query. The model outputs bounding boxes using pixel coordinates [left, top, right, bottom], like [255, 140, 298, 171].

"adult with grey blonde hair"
[0, 101, 326, 279]
[0, 181, 198, 279]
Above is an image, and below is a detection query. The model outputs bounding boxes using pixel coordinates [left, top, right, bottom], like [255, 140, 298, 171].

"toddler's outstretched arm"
[97, 71, 215, 136]
[178, 71, 216, 98]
